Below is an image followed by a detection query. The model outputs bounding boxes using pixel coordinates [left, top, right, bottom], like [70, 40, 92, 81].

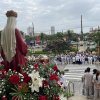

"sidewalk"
[68, 95, 88, 100]
[57, 64, 95, 100]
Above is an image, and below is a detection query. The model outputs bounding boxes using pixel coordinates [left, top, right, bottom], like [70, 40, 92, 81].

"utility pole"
[81, 15, 83, 40]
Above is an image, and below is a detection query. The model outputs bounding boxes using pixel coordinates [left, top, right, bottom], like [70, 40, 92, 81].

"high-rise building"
[27, 27, 34, 36]
[51, 26, 55, 35]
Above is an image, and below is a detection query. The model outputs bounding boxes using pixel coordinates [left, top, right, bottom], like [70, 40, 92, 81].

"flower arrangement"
[0, 58, 67, 100]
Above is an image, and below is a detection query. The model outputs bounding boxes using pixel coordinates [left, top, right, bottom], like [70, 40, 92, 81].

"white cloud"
[0, 0, 100, 33]
[1, 0, 13, 4]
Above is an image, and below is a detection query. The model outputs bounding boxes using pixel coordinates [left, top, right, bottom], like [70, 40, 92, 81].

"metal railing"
[66, 81, 75, 99]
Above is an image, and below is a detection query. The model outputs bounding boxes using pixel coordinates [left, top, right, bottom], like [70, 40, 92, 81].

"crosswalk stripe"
[62, 64, 96, 81]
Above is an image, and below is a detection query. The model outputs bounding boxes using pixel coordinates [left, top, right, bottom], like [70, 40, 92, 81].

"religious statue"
[0, 10, 28, 72]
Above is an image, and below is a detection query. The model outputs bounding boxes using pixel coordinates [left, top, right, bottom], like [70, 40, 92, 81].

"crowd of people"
[54, 52, 100, 65]
[82, 67, 100, 100]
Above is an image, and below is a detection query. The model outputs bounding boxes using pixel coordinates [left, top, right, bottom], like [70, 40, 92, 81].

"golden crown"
[6, 10, 17, 17]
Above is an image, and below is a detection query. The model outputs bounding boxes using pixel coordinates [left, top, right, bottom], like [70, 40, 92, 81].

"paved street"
[58, 64, 96, 81]
[64, 64, 96, 81]
[58, 64, 97, 94]
[57, 64, 99, 100]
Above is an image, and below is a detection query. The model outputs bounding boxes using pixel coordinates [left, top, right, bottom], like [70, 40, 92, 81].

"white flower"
[18, 73, 23, 77]
[60, 94, 67, 100]
[29, 70, 39, 78]
[29, 70, 44, 92]
[27, 56, 32, 61]
[29, 65, 33, 69]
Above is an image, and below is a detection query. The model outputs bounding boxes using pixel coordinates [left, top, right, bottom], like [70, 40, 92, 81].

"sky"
[0, 0, 100, 34]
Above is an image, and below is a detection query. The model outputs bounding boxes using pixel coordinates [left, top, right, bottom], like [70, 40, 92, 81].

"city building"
[89, 26, 100, 33]
[51, 26, 55, 35]
[27, 26, 34, 36]
[71, 41, 97, 52]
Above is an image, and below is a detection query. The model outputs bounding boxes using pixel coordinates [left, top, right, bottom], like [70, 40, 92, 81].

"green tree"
[25, 35, 35, 45]
[44, 39, 69, 54]
[40, 33, 46, 45]
[56, 32, 63, 39]
[94, 31, 100, 45]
